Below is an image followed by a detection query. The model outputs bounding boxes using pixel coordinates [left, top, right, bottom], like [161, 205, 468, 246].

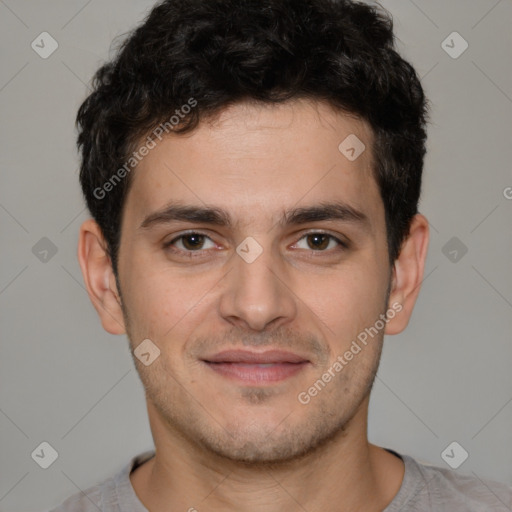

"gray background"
[1, 0, 511, 510]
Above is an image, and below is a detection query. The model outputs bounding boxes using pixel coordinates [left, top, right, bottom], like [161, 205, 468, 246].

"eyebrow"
[139, 201, 370, 231]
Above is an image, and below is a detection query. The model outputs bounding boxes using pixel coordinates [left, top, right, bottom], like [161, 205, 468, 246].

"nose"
[218, 240, 297, 332]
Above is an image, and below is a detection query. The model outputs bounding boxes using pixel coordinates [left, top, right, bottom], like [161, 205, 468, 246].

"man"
[52, 0, 512, 510]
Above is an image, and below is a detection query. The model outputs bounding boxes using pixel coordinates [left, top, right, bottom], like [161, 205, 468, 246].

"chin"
[194, 414, 347, 466]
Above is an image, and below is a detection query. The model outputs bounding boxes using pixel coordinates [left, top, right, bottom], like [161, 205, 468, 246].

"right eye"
[163, 232, 217, 254]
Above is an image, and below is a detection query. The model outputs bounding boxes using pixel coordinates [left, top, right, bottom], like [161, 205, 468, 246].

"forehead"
[123, 99, 381, 230]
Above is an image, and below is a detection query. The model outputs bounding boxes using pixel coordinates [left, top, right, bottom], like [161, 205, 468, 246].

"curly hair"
[76, 0, 428, 273]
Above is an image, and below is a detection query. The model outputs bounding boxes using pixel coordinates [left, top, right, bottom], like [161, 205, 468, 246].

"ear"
[385, 214, 429, 335]
[77, 219, 126, 335]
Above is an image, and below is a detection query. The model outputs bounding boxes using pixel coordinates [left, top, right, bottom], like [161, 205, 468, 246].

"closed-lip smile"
[202, 349, 310, 384]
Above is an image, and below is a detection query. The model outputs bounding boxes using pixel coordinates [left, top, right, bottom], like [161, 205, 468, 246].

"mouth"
[201, 350, 311, 385]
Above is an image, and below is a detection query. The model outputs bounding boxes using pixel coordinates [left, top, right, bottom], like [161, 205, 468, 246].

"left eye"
[293, 233, 343, 251]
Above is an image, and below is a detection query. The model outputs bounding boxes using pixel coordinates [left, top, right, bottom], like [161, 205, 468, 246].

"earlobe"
[385, 214, 429, 335]
[77, 219, 126, 335]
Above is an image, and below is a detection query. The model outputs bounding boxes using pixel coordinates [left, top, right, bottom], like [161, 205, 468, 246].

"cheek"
[299, 256, 389, 339]
[120, 255, 218, 342]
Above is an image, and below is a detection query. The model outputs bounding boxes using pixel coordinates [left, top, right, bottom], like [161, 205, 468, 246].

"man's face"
[116, 99, 393, 463]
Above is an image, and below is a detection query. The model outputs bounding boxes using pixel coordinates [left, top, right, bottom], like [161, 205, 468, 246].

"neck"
[130, 398, 404, 512]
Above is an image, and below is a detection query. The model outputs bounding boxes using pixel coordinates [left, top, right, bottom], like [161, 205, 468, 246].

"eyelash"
[163, 230, 348, 258]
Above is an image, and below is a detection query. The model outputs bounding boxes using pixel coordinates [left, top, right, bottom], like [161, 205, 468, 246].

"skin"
[78, 99, 429, 512]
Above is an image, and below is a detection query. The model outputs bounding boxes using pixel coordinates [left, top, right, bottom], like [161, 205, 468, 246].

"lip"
[202, 350, 310, 384]
[203, 349, 309, 364]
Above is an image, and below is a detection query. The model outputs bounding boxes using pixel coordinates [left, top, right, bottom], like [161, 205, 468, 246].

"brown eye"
[164, 232, 216, 253]
[180, 234, 206, 250]
[306, 233, 331, 250]
[293, 232, 345, 252]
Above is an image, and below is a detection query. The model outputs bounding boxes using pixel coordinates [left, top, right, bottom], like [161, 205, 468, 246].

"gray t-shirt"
[50, 449, 512, 511]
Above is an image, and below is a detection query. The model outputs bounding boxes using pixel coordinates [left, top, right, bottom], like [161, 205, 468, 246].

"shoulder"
[48, 451, 155, 512]
[49, 477, 112, 512]
[396, 453, 512, 511]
